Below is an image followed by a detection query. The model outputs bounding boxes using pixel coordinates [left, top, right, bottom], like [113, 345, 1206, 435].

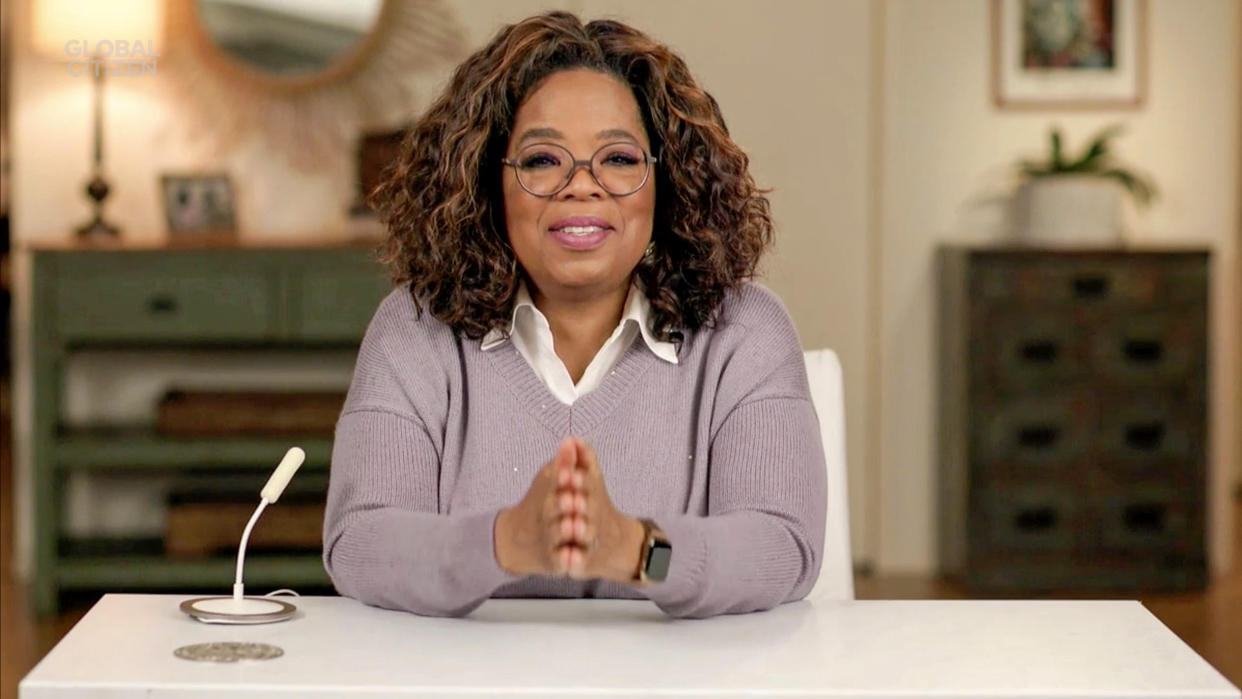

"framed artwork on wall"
[992, 0, 1147, 109]
[160, 173, 237, 243]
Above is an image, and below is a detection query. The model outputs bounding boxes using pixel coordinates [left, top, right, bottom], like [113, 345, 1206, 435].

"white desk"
[20, 594, 1240, 698]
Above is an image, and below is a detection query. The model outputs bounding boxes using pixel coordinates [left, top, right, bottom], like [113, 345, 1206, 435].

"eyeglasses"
[501, 142, 657, 198]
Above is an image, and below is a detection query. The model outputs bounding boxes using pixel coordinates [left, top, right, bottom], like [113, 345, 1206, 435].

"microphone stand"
[180, 447, 305, 624]
[233, 499, 271, 601]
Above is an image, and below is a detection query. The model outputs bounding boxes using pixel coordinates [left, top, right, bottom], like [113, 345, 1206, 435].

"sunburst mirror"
[163, 0, 466, 172]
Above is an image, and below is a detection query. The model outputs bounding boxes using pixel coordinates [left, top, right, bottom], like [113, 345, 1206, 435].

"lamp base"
[75, 216, 120, 242]
[77, 173, 120, 242]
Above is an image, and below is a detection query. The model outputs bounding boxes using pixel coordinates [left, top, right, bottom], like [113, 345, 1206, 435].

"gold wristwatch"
[633, 518, 672, 585]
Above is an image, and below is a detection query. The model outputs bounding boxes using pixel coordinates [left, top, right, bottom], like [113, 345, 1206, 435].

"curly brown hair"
[369, 11, 772, 342]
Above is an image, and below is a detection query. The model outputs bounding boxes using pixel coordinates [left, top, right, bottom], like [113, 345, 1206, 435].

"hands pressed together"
[494, 437, 646, 584]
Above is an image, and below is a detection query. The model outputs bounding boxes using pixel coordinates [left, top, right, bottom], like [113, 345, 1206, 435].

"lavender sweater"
[322, 281, 827, 618]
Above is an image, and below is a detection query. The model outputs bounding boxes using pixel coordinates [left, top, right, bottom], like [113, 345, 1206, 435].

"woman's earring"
[643, 241, 656, 259]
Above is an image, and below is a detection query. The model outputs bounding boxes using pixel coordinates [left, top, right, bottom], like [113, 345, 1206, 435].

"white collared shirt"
[480, 281, 679, 405]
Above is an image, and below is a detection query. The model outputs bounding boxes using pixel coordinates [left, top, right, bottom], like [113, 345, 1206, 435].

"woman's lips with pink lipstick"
[548, 216, 613, 250]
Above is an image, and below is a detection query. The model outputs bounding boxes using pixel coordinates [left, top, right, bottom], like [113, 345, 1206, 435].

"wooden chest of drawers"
[938, 247, 1210, 592]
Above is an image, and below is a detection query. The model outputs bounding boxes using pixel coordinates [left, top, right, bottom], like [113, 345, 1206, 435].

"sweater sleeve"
[643, 286, 828, 618]
[322, 293, 522, 617]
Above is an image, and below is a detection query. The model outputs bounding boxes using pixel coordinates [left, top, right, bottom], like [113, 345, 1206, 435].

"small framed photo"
[160, 173, 237, 240]
[992, 0, 1147, 110]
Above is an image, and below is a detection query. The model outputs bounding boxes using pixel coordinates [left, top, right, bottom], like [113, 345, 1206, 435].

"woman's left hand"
[558, 437, 646, 584]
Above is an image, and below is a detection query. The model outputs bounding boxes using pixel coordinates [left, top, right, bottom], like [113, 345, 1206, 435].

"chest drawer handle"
[1016, 424, 1060, 449]
[1014, 507, 1058, 532]
[1019, 340, 1060, 363]
[1124, 422, 1165, 450]
[1123, 503, 1166, 533]
[148, 295, 178, 314]
[1072, 275, 1110, 299]
[1123, 339, 1163, 363]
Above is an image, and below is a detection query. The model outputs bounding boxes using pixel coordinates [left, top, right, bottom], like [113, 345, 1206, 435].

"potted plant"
[1013, 124, 1158, 247]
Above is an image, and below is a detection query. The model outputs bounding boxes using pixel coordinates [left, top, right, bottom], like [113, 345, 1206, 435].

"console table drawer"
[293, 266, 392, 342]
[57, 271, 273, 342]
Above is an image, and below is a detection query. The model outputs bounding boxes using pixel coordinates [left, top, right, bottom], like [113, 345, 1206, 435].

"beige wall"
[573, 0, 877, 569]
[878, 0, 1241, 574]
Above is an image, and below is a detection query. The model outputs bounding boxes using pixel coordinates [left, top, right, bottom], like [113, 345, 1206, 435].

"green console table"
[27, 245, 392, 614]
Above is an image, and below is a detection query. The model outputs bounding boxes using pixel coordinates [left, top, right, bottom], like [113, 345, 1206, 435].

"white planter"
[1014, 175, 1123, 248]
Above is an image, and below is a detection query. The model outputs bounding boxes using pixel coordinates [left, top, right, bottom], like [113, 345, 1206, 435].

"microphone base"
[180, 596, 297, 625]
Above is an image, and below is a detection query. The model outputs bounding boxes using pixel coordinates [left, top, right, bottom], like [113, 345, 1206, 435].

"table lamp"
[31, 0, 163, 240]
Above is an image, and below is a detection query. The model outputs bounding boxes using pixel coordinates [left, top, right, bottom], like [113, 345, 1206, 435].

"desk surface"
[20, 594, 1241, 698]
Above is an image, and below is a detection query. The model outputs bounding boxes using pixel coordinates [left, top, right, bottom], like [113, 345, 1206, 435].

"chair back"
[803, 348, 854, 601]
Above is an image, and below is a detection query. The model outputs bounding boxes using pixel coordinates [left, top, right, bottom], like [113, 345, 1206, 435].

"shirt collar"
[480, 281, 679, 364]
[480, 283, 537, 351]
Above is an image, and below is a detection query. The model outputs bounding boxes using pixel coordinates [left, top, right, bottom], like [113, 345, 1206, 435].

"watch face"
[646, 540, 673, 581]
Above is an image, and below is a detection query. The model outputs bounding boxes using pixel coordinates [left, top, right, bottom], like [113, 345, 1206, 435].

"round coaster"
[174, 641, 284, 663]
[180, 596, 297, 625]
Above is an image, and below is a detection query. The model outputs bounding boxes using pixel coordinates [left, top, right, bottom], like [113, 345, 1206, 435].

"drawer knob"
[1016, 424, 1060, 449]
[1124, 421, 1166, 450]
[1014, 507, 1058, 532]
[1123, 339, 1163, 363]
[148, 295, 179, 314]
[1072, 274, 1111, 299]
[1123, 503, 1166, 533]
[1019, 340, 1060, 363]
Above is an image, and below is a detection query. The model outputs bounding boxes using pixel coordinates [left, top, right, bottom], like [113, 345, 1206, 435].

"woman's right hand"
[494, 437, 585, 576]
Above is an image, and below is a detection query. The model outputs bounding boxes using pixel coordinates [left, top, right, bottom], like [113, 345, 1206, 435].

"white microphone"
[234, 447, 306, 599]
[180, 446, 306, 625]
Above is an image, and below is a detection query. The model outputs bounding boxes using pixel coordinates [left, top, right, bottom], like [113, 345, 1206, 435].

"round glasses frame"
[501, 142, 658, 198]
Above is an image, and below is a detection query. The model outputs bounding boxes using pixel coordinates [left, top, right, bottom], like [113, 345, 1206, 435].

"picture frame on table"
[345, 127, 409, 240]
[992, 0, 1147, 110]
[160, 173, 237, 243]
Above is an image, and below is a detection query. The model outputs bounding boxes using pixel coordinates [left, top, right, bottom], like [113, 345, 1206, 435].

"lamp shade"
[32, 0, 163, 59]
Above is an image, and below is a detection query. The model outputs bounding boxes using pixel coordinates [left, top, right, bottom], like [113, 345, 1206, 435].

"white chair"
[803, 349, 854, 601]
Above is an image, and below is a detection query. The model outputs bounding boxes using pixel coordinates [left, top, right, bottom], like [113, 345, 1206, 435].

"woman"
[323, 11, 827, 619]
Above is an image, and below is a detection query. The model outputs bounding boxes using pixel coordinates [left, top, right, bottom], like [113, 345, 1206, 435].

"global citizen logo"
[64, 39, 159, 77]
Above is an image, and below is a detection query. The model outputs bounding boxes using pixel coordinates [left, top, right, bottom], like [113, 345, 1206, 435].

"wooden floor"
[2, 375, 1239, 696]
